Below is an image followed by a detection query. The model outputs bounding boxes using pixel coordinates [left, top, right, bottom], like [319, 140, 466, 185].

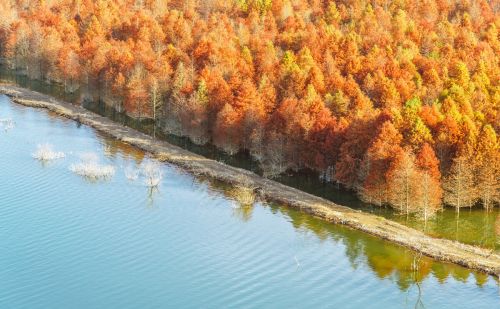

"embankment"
[1, 83, 499, 277]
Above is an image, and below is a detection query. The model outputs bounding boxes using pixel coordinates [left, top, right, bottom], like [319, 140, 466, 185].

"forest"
[0, 0, 498, 218]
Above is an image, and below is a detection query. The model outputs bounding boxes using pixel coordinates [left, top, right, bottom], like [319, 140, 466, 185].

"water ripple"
[0, 95, 498, 309]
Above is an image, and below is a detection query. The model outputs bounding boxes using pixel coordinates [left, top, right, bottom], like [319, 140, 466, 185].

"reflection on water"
[270, 204, 497, 291]
[101, 138, 146, 163]
[146, 186, 161, 209]
[0, 95, 499, 308]
[0, 67, 499, 252]
[193, 177, 496, 292]
[389, 210, 500, 251]
[277, 171, 500, 252]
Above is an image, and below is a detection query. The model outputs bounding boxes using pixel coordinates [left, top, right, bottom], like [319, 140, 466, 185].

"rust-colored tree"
[0, 0, 498, 214]
[443, 155, 478, 214]
[386, 149, 421, 215]
[416, 143, 443, 220]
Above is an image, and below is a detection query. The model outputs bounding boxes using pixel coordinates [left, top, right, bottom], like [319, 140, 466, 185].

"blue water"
[0, 95, 498, 308]
[2, 66, 499, 251]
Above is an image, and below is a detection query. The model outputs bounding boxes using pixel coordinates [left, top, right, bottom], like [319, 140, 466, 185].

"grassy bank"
[1, 83, 499, 277]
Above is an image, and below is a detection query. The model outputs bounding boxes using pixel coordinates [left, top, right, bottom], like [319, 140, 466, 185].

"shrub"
[70, 152, 115, 180]
[32, 143, 65, 161]
[0, 118, 14, 131]
[140, 160, 163, 187]
[124, 166, 140, 181]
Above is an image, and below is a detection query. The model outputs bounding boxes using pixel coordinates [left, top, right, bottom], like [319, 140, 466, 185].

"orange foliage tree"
[1, 0, 498, 214]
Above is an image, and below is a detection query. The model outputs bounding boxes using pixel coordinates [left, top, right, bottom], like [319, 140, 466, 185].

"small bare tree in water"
[70, 152, 115, 180]
[141, 160, 163, 188]
[0, 118, 15, 131]
[229, 176, 257, 207]
[124, 166, 140, 181]
[443, 156, 477, 215]
[418, 172, 442, 223]
[32, 143, 65, 161]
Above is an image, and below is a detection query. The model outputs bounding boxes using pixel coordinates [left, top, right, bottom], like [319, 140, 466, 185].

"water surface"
[1, 68, 498, 251]
[1, 95, 499, 308]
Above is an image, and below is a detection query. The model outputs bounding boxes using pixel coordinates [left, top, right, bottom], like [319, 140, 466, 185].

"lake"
[0, 94, 499, 308]
[1, 67, 498, 252]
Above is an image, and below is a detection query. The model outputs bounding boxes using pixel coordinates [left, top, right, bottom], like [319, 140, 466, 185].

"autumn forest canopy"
[0, 0, 498, 218]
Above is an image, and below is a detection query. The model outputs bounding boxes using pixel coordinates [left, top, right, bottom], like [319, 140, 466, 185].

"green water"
[0, 67, 498, 252]
[277, 172, 500, 251]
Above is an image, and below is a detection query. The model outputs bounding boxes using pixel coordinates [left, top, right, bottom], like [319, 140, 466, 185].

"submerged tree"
[140, 160, 163, 188]
[443, 156, 477, 214]
[32, 143, 65, 161]
[474, 125, 500, 210]
[475, 155, 500, 211]
[0, 0, 499, 213]
[386, 149, 421, 215]
[416, 143, 443, 221]
[357, 120, 402, 207]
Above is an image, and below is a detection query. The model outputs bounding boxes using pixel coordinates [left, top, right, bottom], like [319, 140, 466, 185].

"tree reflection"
[496, 213, 500, 237]
[98, 136, 146, 163]
[392, 209, 499, 251]
[268, 203, 493, 293]
[178, 170, 497, 294]
[199, 177, 257, 222]
[408, 253, 427, 309]
[474, 272, 489, 287]
[228, 185, 256, 222]
[146, 186, 160, 209]
[232, 205, 254, 222]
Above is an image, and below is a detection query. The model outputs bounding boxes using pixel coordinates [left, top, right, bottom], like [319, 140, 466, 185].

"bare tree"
[418, 172, 442, 222]
[475, 154, 500, 210]
[149, 77, 163, 124]
[387, 150, 420, 216]
[443, 156, 477, 214]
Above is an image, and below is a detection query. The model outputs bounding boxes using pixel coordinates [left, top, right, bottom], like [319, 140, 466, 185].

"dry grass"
[124, 167, 140, 181]
[232, 185, 256, 206]
[0, 118, 14, 131]
[229, 176, 256, 207]
[32, 143, 65, 161]
[70, 152, 115, 180]
[140, 160, 163, 188]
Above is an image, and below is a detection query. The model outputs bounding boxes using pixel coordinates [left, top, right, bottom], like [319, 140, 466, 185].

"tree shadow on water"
[146, 186, 161, 209]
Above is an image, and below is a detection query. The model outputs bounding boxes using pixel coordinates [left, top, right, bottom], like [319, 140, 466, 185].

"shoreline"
[1, 83, 499, 277]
